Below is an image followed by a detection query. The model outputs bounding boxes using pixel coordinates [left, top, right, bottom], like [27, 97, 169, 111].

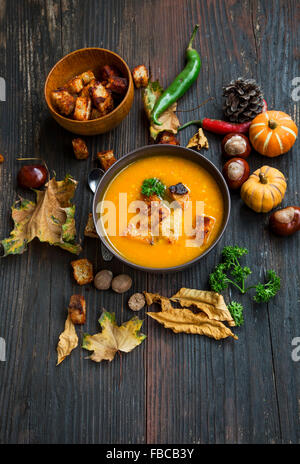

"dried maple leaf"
[142, 81, 180, 140]
[147, 308, 238, 340]
[82, 311, 146, 362]
[170, 288, 235, 326]
[57, 314, 79, 365]
[186, 128, 209, 150]
[1, 174, 82, 256]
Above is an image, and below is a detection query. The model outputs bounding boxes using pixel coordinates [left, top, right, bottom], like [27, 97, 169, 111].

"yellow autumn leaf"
[142, 81, 180, 140]
[1, 175, 81, 256]
[147, 308, 238, 340]
[57, 315, 78, 365]
[82, 311, 146, 362]
[186, 128, 209, 150]
[170, 288, 235, 326]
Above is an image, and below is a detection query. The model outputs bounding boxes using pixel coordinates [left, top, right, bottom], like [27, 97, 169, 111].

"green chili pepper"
[151, 25, 201, 126]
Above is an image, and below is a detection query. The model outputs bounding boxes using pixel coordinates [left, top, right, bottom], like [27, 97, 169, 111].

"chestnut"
[222, 157, 250, 190]
[17, 164, 48, 189]
[269, 206, 300, 236]
[221, 133, 251, 158]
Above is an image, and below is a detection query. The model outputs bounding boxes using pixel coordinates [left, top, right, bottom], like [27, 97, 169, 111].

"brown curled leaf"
[147, 308, 238, 340]
[144, 292, 173, 312]
[186, 128, 209, 150]
[170, 288, 235, 326]
[56, 315, 79, 365]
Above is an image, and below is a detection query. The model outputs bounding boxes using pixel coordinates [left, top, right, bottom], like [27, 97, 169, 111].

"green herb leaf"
[253, 270, 281, 303]
[141, 178, 166, 198]
[228, 301, 244, 327]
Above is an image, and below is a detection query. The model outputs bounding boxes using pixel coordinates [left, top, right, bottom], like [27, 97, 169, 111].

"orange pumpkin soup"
[98, 155, 224, 268]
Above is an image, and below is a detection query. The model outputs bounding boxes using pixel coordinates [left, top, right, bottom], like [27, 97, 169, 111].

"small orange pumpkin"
[249, 110, 298, 157]
[241, 165, 287, 213]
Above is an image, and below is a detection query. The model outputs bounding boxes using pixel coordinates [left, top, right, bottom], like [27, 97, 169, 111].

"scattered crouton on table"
[72, 138, 89, 160]
[132, 65, 149, 88]
[96, 150, 116, 171]
[71, 259, 94, 286]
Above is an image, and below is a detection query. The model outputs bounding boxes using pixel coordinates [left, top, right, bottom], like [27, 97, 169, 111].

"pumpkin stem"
[259, 172, 268, 184]
[268, 119, 278, 130]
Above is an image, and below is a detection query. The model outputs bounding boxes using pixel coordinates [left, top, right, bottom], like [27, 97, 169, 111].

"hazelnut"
[128, 293, 146, 311]
[112, 274, 132, 294]
[94, 270, 113, 290]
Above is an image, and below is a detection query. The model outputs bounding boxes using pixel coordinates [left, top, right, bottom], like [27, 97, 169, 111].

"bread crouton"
[79, 79, 96, 97]
[66, 77, 84, 94]
[73, 96, 92, 121]
[78, 70, 95, 85]
[96, 150, 116, 171]
[89, 82, 114, 115]
[90, 108, 102, 120]
[123, 222, 154, 245]
[106, 76, 128, 96]
[169, 183, 190, 209]
[158, 131, 180, 145]
[191, 215, 216, 245]
[68, 294, 86, 325]
[71, 259, 94, 285]
[132, 65, 149, 88]
[51, 89, 76, 116]
[101, 64, 120, 80]
[84, 213, 98, 238]
[72, 138, 89, 160]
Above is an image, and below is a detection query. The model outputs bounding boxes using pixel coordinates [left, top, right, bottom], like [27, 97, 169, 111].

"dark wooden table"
[0, 0, 299, 444]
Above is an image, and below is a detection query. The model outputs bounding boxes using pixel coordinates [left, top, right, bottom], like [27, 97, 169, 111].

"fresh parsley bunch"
[209, 246, 281, 326]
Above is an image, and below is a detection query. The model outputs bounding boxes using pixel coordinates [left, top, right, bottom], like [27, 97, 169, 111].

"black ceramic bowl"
[92, 144, 231, 272]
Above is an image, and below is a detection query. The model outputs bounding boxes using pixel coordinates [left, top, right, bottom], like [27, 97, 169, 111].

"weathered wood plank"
[0, 0, 299, 445]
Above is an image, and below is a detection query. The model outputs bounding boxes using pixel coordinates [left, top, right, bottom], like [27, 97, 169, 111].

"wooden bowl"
[92, 145, 231, 273]
[44, 48, 134, 135]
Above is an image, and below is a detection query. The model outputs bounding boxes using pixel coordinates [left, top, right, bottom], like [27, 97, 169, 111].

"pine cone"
[223, 78, 264, 123]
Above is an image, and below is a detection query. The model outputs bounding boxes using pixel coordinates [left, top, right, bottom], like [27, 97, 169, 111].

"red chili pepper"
[179, 99, 268, 135]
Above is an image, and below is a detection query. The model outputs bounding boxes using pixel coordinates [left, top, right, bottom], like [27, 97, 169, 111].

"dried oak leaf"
[142, 81, 180, 140]
[170, 288, 235, 326]
[186, 128, 209, 150]
[144, 292, 174, 312]
[147, 308, 237, 340]
[1, 175, 82, 256]
[82, 311, 146, 362]
[57, 314, 79, 365]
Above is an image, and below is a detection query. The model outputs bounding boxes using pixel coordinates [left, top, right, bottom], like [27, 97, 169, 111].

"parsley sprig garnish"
[209, 246, 281, 326]
[141, 178, 166, 198]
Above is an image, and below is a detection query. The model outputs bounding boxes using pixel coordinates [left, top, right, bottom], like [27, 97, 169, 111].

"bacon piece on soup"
[73, 96, 92, 121]
[96, 150, 116, 171]
[51, 89, 76, 116]
[89, 81, 114, 115]
[169, 183, 190, 209]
